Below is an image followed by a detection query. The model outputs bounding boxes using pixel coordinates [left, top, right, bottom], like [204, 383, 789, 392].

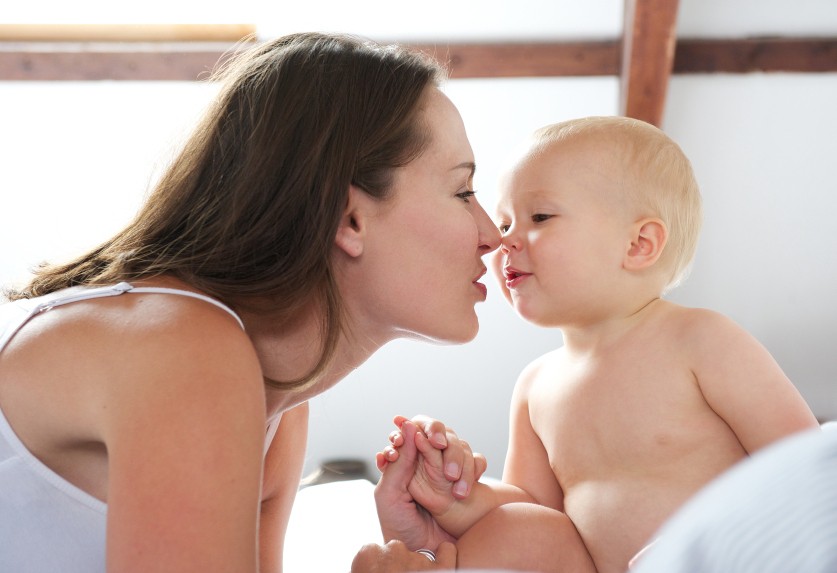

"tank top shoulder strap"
[122, 283, 244, 330]
[0, 282, 244, 354]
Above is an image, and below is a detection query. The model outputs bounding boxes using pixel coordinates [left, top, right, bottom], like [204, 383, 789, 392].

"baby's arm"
[501, 357, 567, 510]
[690, 309, 819, 452]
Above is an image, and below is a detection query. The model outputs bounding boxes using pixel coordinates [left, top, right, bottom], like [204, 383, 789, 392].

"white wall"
[0, 81, 217, 286]
[2, 70, 835, 479]
[663, 73, 837, 423]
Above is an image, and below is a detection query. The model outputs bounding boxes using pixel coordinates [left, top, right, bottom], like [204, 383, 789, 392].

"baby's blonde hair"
[532, 116, 703, 291]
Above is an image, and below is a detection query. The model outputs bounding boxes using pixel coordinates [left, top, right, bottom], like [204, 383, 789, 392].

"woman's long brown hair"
[8, 33, 444, 390]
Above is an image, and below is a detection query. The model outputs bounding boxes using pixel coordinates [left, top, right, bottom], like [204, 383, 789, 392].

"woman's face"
[343, 88, 501, 344]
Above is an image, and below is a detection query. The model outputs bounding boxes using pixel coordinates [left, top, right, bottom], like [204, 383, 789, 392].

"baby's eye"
[456, 190, 476, 203]
[532, 214, 552, 223]
[498, 223, 511, 233]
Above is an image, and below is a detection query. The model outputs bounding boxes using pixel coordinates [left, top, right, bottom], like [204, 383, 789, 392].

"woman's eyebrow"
[451, 161, 476, 179]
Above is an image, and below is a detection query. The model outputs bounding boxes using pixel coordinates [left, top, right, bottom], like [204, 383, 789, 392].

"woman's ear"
[334, 185, 368, 258]
[624, 218, 667, 271]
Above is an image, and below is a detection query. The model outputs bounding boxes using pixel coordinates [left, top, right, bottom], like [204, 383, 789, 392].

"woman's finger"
[435, 541, 458, 569]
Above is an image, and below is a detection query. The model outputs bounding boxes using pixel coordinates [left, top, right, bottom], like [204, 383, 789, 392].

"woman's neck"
[243, 306, 386, 417]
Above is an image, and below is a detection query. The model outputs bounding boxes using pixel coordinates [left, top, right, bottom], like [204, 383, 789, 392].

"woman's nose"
[475, 204, 501, 254]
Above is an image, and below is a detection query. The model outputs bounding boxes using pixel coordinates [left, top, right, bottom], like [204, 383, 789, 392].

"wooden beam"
[0, 43, 239, 81]
[409, 41, 620, 78]
[620, 0, 681, 127]
[674, 37, 837, 73]
[1, 38, 836, 82]
[0, 41, 622, 82]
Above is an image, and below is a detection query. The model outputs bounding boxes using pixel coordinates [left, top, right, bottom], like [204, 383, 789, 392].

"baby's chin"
[511, 299, 558, 328]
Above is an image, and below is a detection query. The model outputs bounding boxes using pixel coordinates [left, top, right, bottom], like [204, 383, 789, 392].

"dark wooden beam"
[0, 41, 624, 81]
[1, 38, 836, 82]
[0, 43, 238, 81]
[409, 41, 620, 78]
[620, 0, 681, 127]
[674, 37, 837, 73]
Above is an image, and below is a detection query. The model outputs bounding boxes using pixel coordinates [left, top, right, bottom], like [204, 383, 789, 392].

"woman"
[0, 32, 498, 572]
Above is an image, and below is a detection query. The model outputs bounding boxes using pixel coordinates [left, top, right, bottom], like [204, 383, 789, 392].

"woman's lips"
[472, 268, 488, 300]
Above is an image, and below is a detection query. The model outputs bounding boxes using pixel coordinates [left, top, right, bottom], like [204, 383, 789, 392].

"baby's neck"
[560, 296, 666, 357]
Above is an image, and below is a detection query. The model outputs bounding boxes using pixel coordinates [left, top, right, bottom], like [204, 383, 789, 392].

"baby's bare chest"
[526, 355, 748, 572]
[527, 352, 733, 484]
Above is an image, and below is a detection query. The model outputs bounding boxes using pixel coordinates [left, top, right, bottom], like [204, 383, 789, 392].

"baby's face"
[491, 141, 635, 327]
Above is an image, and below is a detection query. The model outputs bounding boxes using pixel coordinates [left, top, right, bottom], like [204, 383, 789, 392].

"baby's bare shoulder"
[517, 347, 565, 381]
[658, 303, 743, 344]
[509, 348, 568, 404]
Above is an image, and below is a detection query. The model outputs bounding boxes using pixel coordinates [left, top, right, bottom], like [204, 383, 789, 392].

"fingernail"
[453, 480, 468, 497]
[445, 462, 460, 479]
[432, 433, 447, 448]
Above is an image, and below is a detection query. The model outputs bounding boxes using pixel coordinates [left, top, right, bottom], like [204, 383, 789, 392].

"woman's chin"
[402, 317, 479, 345]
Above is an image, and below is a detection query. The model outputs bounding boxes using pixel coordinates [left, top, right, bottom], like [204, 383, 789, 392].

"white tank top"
[0, 282, 244, 572]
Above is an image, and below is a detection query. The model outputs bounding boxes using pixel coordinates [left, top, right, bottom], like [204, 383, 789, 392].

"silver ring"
[415, 548, 437, 562]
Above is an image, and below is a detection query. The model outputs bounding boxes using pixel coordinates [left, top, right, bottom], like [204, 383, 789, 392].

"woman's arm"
[259, 402, 310, 573]
[102, 312, 267, 572]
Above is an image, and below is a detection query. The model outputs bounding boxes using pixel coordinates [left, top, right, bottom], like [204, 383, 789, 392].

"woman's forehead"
[419, 89, 474, 162]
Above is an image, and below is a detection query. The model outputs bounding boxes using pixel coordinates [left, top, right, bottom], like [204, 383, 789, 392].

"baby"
[377, 116, 819, 573]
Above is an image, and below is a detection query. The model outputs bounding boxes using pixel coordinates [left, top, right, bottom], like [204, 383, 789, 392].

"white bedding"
[285, 479, 383, 572]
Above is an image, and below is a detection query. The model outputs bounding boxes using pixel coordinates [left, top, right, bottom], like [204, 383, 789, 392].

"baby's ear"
[624, 218, 667, 271]
[334, 185, 369, 258]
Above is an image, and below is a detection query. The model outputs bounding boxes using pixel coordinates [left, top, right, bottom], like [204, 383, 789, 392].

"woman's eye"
[456, 190, 476, 203]
[532, 214, 552, 223]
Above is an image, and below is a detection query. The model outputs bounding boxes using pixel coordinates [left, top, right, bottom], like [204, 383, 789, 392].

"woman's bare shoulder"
[0, 282, 267, 509]
[97, 288, 264, 416]
[14, 282, 263, 436]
